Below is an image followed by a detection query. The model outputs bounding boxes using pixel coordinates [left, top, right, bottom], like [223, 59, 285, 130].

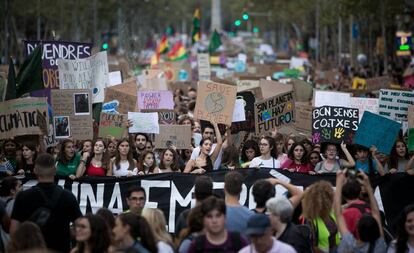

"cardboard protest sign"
[294, 103, 313, 134]
[259, 79, 293, 99]
[197, 53, 211, 81]
[51, 89, 93, 140]
[99, 113, 126, 139]
[109, 71, 123, 86]
[231, 91, 255, 133]
[291, 79, 313, 102]
[128, 112, 160, 134]
[354, 111, 401, 155]
[158, 111, 176, 125]
[379, 89, 414, 121]
[254, 91, 295, 135]
[43, 124, 59, 148]
[24, 40, 93, 90]
[350, 97, 379, 122]
[139, 69, 168, 90]
[58, 51, 109, 103]
[312, 106, 359, 144]
[366, 76, 392, 91]
[314, 91, 351, 108]
[232, 99, 246, 122]
[137, 90, 174, 111]
[154, 125, 191, 149]
[236, 80, 260, 92]
[0, 97, 48, 139]
[194, 81, 237, 126]
[103, 81, 137, 114]
[408, 106, 414, 128]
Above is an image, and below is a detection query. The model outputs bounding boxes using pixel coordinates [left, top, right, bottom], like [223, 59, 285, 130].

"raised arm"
[267, 178, 304, 209]
[75, 152, 89, 178]
[370, 146, 386, 176]
[340, 142, 356, 168]
[210, 121, 223, 164]
[222, 127, 232, 149]
[334, 169, 350, 236]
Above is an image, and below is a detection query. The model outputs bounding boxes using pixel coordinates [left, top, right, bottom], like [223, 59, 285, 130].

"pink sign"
[137, 90, 174, 110]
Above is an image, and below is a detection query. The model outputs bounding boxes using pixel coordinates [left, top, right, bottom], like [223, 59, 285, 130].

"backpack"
[29, 186, 63, 230]
[194, 232, 242, 253]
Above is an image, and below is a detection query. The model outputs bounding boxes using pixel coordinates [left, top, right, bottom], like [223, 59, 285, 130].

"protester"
[0, 176, 21, 248]
[301, 180, 340, 252]
[107, 138, 138, 177]
[0, 146, 14, 176]
[112, 213, 157, 253]
[177, 205, 203, 253]
[281, 142, 314, 174]
[309, 150, 322, 169]
[251, 179, 275, 214]
[142, 208, 175, 253]
[274, 133, 288, 164]
[11, 153, 82, 252]
[132, 133, 149, 161]
[71, 214, 112, 253]
[185, 121, 222, 173]
[314, 142, 355, 173]
[220, 145, 241, 170]
[145, 139, 154, 152]
[125, 186, 146, 215]
[107, 139, 117, 159]
[56, 139, 81, 179]
[3, 139, 18, 171]
[354, 145, 386, 176]
[96, 207, 115, 230]
[239, 214, 296, 253]
[137, 150, 158, 175]
[17, 142, 37, 175]
[7, 221, 47, 253]
[158, 148, 180, 173]
[249, 136, 281, 169]
[240, 139, 260, 168]
[387, 204, 414, 253]
[76, 138, 110, 177]
[389, 140, 411, 173]
[81, 140, 93, 155]
[187, 196, 248, 253]
[301, 139, 314, 154]
[334, 169, 387, 253]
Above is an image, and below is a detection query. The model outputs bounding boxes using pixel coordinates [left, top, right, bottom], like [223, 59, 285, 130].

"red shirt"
[86, 164, 106, 177]
[281, 159, 314, 173]
[343, 200, 371, 238]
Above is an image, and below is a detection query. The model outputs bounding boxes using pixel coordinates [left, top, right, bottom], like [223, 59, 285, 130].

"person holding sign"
[314, 142, 355, 174]
[249, 136, 281, 169]
[184, 121, 223, 174]
[354, 145, 386, 176]
[56, 139, 81, 179]
[107, 139, 138, 177]
[281, 142, 314, 174]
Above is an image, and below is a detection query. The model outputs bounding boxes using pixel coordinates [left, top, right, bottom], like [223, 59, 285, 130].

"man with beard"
[132, 133, 148, 161]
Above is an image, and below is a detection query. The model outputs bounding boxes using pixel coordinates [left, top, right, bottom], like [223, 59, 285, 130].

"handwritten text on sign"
[137, 90, 174, 110]
[254, 91, 295, 135]
[378, 89, 414, 122]
[312, 106, 359, 144]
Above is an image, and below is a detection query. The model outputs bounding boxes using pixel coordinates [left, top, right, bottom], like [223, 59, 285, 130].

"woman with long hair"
[275, 133, 288, 164]
[309, 150, 322, 169]
[17, 142, 38, 175]
[7, 222, 47, 253]
[107, 139, 137, 177]
[142, 208, 175, 253]
[56, 139, 81, 179]
[107, 139, 117, 159]
[249, 136, 280, 169]
[302, 180, 340, 253]
[76, 139, 110, 177]
[112, 213, 157, 253]
[389, 140, 410, 173]
[314, 142, 355, 174]
[387, 204, 414, 253]
[158, 148, 180, 173]
[281, 142, 314, 174]
[220, 145, 241, 170]
[71, 214, 112, 253]
[137, 150, 158, 175]
[184, 121, 222, 174]
[240, 139, 260, 168]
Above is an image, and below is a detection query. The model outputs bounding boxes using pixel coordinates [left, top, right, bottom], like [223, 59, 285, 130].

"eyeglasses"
[129, 196, 145, 201]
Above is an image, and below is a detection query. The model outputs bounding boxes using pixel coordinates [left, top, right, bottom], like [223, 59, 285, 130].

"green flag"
[208, 30, 222, 53]
[191, 8, 201, 44]
[5, 57, 16, 101]
[16, 45, 44, 97]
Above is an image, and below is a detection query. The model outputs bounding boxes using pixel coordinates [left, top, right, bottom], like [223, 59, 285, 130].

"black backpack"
[194, 232, 243, 253]
[29, 186, 63, 231]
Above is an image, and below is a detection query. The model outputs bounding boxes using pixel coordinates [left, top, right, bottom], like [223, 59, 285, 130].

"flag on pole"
[157, 35, 169, 54]
[16, 45, 44, 97]
[5, 57, 16, 101]
[208, 29, 222, 53]
[191, 8, 201, 44]
[166, 41, 188, 61]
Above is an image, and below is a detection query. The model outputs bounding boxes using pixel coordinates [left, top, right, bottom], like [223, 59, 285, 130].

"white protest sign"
[314, 90, 351, 108]
[350, 97, 379, 121]
[109, 71, 122, 87]
[197, 53, 211, 81]
[378, 89, 414, 121]
[232, 99, 246, 122]
[58, 51, 109, 103]
[128, 112, 160, 134]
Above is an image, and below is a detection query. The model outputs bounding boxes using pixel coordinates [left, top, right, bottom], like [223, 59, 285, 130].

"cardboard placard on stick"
[51, 89, 93, 140]
[0, 97, 48, 139]
[103, 81, 137, 114]
[137, 90, 174, 111]
[197, 53, 211, 81]
[194, 81, 237, 126]
[259, 79, 293, 99]
[154, 125, 191, 149]
[139, 69, 168, 90]
[378, 89, 414, 121]
[99, 113, 127, 139]
[291, 79, 313, 102]
[409, 106, 414, 128]
[366, 76, 392, 91]
[254, 91, 295, 135]
[313, 90, 351, 108]
[294, 103, 313, 134]
[312, 106, 359, 144]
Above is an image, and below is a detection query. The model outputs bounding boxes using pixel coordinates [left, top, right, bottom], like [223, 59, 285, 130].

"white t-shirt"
[157, 241, 174, 253]
[238, 237, 297, 253]
[387, 240, 414, 253]
[249, 157, 280, 169]
[112, 160, 138, 177]
[190, 143, 223, 170]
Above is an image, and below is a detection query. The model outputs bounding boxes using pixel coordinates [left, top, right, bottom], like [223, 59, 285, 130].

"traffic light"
[234, 19, 241, 26]
[242, 12, 249, 20]
[102, 42, 109, 50]
[253, 27, 259, 33]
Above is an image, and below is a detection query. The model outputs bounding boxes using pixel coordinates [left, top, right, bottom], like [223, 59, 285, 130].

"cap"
[245, 214, 271, 236]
